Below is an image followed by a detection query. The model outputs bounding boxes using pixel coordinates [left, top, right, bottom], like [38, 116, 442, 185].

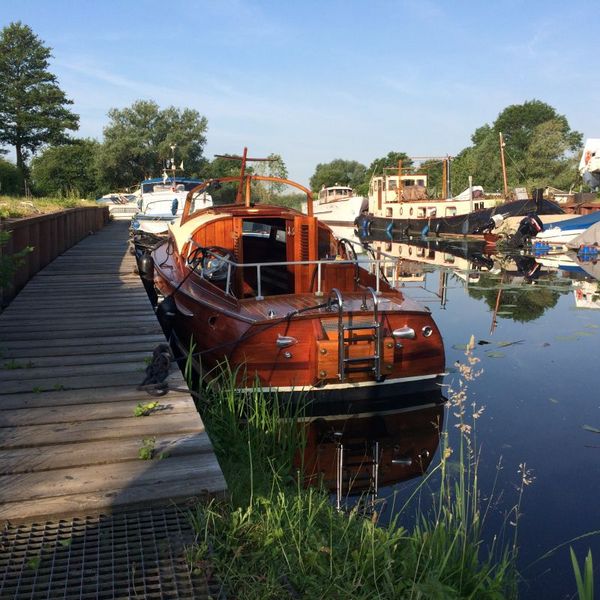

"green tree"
[0, 158, 20, 195]
[252, 153, 289, 197]
[0, 22, 79, 189]
[451, 100, 582, 194]
[309, 159, 367, 192]
[419, 159, 445, 198]
[97, 100, 208, 189]
[30, 139, 102, 198]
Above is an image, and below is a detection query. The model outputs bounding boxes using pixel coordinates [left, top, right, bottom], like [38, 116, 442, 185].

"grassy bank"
[0, 195, 96, 219]
[186, 350, 520, 599]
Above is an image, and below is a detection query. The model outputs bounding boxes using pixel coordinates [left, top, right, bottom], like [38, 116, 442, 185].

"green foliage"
[0, 158, 21, 194]
[0, 229, 32, 290]
[309, 158, 367, 192]
[451, 100, 582, 193]
[133, 400, 159, 417]
[420, 158, 445, 198]
[97, 100, 208, 189]
[570, 547, 594, 600]
[30, 139, 103, 198]
[138, 437, 156, 460]
[186, 360, 519, 599]
[194, 363, 305, 505]
[0, 22, 79, 182]
[467, 270, 569, 322]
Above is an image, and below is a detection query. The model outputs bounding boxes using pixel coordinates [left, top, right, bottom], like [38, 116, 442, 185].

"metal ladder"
[335, 435, 380, 512]
[328, 287, 383, 382]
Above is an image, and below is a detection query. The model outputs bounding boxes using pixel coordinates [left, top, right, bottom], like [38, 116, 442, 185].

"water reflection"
[345, 232, 600, 598]
[360, 233, 600, 320]
[297, 391, 444, 512]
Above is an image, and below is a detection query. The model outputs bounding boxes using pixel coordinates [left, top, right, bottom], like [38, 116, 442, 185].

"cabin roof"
[169, 203, 305, 253]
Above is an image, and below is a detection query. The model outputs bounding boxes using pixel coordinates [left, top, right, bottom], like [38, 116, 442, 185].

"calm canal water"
[325, 238, 599, 599]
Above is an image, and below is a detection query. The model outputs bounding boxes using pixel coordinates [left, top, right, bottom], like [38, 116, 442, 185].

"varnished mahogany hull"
[297, 400, 444, 493]
[154, 278, 445, 408]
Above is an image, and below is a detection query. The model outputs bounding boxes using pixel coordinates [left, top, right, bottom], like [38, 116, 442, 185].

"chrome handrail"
[187, 243, 399, 300]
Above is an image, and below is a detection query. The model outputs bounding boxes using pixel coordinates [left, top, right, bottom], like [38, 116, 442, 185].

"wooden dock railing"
[0, 206, 109, 307]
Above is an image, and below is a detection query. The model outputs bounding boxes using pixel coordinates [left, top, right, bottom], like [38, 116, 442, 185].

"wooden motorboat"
[151, 149, 445, 405]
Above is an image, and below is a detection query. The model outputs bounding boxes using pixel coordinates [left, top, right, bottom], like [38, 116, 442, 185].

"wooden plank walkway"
[0, 220, 226, 523]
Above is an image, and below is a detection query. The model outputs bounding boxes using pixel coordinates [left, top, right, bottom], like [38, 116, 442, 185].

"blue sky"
[2, 0, 599, 185]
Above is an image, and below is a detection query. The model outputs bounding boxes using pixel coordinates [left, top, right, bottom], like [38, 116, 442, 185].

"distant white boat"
[302, 184, 366, 249]
[96, 192, 138, 220]
[131, 174, 212, 245]
[535, 212, 600, 247]
[579, 138, 600, 190]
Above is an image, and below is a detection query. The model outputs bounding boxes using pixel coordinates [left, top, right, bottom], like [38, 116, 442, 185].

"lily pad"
[486, 351, 506, 358]
[497, 340, 524, 347]
[585, 324, 600, 329]
[573, 331, 594, 337]
[582, 425, 600, 434]
[452, 344, 469, 350]
[549, 398, 559, 404]
[555, 335, 579, 342]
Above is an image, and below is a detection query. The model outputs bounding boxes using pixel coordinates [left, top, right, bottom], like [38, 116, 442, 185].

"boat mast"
[442, 159, 447, 199]
[499, 132, 509, 198]
[397, 159, 403, 199]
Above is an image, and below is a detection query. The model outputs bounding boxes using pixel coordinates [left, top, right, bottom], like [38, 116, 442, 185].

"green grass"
[185, 344, 520, 598]
[570, 547, 594, 600]
[0, 195, 96, 218]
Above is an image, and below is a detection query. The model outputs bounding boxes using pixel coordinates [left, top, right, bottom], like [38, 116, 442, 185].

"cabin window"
[404, 179, 415, 187]
[417, 248, 425, 257]
[427, 207, 437, 217]
[386, 266, 394, 278]
[386, 207, 393, 217]
[474, 201, 484, 210]
[445, 206, 457, 217]
[385, 242, 392, 252]
[417, 179, 426, 186]
[417, 207, 426, 218]
[444, 254, 455, 264]
[388, 180, 397, 190]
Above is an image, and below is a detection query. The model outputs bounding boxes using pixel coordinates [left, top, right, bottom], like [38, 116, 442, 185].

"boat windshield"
[188, 179, 310, 216]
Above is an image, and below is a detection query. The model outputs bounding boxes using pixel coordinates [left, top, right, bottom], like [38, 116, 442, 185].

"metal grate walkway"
[0, 505, 218, 599]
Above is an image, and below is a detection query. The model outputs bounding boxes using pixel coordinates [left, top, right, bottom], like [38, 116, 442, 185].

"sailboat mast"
[442, 159, 447, 199]
[499, 132, 508, 198]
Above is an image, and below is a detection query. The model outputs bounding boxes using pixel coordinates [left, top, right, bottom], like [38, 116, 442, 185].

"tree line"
[0, 22, 588, 201]
[310, 100, 585, 198]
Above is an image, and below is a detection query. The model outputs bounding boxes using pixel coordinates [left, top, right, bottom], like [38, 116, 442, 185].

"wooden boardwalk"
[0, 220, 226, 523]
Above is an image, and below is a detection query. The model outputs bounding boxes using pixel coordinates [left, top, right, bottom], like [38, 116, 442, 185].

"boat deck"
[0, 220, 226, 524]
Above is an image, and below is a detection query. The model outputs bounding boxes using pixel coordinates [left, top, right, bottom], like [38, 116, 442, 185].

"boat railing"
[190, 242, 399, 300]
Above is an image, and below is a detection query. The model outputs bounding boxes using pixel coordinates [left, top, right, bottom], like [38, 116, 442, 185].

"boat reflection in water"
[296, 390, 444, 512]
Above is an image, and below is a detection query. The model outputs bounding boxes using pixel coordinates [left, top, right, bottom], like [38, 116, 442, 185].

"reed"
[185, 343, 520, 598]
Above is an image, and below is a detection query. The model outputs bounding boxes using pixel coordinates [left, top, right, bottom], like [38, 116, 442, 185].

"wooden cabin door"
[291, 215, 317, 293]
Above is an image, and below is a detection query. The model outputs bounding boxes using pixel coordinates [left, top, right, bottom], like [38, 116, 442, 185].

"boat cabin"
[171, 179, 373, 301]
[369, 173, 429, 203]
[318, 185, 354, 203]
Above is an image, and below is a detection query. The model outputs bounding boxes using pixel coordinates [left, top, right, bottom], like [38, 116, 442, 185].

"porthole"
[422, 326, 433, 337]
